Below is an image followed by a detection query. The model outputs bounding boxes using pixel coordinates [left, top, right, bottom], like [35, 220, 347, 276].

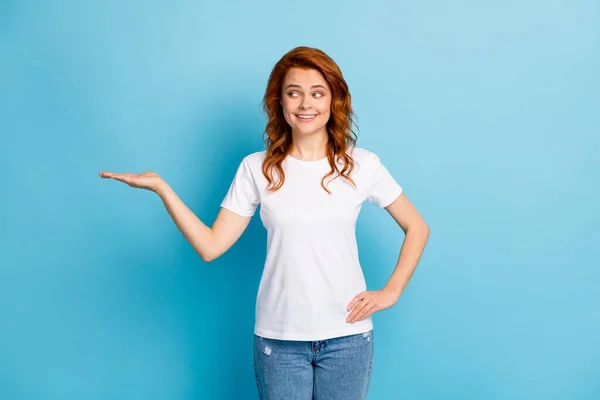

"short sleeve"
[366, 153, 403, 208]
[220, 158, 260, 217]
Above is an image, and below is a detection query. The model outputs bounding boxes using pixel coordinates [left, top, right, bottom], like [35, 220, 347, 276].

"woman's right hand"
[98, 171, 167, 193]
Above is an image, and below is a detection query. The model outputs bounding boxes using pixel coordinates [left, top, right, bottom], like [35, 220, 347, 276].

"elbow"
[198, 238, 220, 262]
[421, 222, 431, 239]
[200, 251, 217, 263]
[406, 221, 430, 239]
[422, 224, 431, 244]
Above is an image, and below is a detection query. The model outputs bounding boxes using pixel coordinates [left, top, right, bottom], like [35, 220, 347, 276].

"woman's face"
[280, 67, 332, 138]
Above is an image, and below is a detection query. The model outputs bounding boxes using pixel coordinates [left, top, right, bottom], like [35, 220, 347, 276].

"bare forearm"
[384, 226, 430, 297]
[156, 182, 214, 262]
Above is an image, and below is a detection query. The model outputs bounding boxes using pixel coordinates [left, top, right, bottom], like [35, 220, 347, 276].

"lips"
[295, 114, 317, 122]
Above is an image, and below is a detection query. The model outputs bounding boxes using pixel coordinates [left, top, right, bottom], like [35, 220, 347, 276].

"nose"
[299, 96, 312, 110]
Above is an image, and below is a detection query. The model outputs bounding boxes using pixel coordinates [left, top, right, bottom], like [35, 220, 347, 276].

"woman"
[99, 46, 430, 399]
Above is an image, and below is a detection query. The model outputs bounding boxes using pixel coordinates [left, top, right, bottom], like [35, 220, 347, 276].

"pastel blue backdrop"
[1, 0, 598, 399]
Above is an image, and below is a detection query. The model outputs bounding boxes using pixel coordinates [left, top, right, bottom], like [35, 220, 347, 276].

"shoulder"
[349, 147, 378, 161]
[243, 150, 266, 161]
[239, 151, 267, 173]
[242, 150, 266, 164]
[347, 147, 382, 171]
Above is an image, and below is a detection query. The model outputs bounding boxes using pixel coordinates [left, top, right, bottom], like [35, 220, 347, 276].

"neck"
[289, 128, 329, 161]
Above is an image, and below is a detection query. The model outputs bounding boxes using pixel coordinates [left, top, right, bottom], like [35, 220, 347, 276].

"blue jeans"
[253, 330, 374, 399]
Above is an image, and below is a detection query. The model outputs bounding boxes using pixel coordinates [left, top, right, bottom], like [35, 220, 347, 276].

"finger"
[347, 293, 373, 321]
[348, 302, 369, 324]
[347, 300, 369, 323]
[347, 292, 366, 311]
[111, 175, 130, 183]
[355, 303, 378, 322]
[99, 172, 127, 179]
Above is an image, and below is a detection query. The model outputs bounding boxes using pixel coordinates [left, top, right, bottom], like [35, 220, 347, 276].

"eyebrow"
[284, 84, 328, 90]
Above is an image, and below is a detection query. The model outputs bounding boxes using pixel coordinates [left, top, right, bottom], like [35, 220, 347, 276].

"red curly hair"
[261, 46, 359, 194]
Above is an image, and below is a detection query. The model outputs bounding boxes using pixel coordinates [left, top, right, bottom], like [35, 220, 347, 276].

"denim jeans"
[253, 330, 374, 399]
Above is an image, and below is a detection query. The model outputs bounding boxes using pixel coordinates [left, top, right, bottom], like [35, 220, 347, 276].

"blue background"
[1, 0, 599, 399]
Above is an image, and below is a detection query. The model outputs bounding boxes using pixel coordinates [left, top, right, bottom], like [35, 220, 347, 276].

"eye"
[313, 92, 324, 98]
[287, 91, 299, 98]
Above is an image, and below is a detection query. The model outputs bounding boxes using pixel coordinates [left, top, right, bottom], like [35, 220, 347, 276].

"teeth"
[298, 115, 316, 119]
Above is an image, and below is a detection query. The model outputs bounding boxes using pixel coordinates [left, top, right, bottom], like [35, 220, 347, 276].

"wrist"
[155, 181, 171, 198]
[383, 285, 402, 299]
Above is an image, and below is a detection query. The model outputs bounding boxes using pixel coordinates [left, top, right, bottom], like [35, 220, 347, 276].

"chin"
[297, 129, 317, 136]
[297, 125, 324, 135]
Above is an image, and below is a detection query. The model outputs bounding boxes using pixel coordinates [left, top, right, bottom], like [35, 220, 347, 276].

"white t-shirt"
[220, 147, 403, 341]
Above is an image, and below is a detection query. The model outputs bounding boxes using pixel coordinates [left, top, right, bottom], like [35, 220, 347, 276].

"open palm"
[98, 171, 165, 192]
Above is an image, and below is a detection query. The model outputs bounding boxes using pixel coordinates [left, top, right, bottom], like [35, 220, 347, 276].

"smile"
[295, 114, 317, 122]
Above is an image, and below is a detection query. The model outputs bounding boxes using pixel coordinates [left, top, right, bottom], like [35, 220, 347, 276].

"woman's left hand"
[346, 288, 400, 324]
